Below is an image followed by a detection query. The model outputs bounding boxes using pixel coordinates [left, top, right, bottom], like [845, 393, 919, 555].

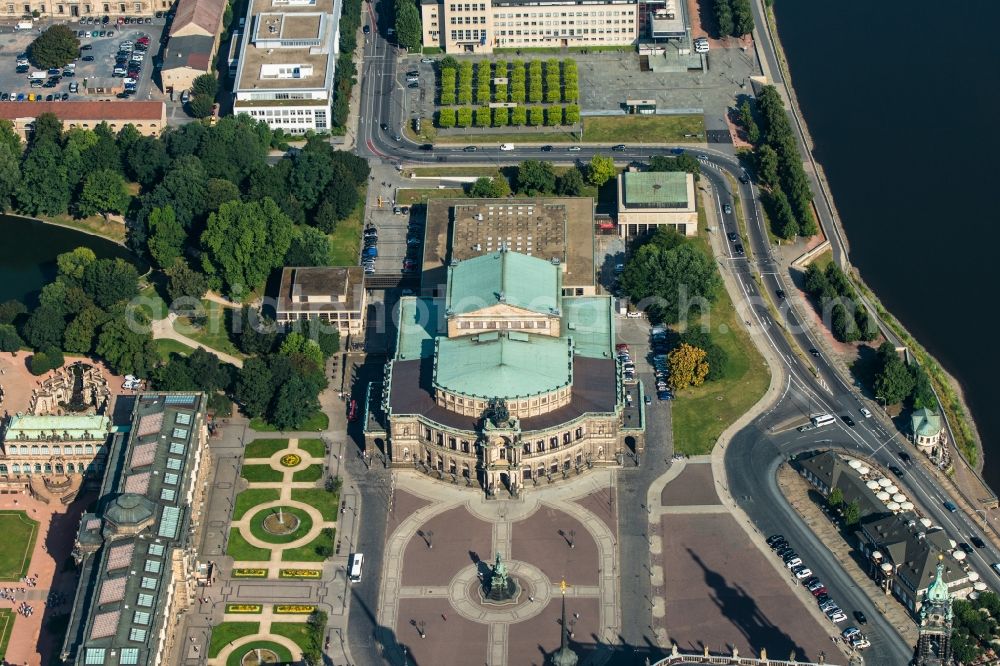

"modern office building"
[420, 0, 638, 53]
[274, 266, 368, 337]
[61, 393, 209, 666]
[364, 248, 644, 496]
[232, 0, 342, 133]
[616, 170, 697, 238]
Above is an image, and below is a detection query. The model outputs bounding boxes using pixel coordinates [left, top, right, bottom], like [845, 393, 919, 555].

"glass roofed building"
[61, 393, 208, 666]
[365, 248, 644, 496]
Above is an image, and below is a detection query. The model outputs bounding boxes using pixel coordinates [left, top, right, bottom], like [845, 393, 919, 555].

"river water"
[0, 215, 139, 307]
[771, 1, 1000, 489]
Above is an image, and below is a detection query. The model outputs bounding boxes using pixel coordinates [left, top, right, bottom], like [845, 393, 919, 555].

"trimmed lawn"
[233, 488, 280, 520]
[249, 411, 328, 432]
[281, 528, 335, 562]
[298, 438, 326, 458]
[0, 511, 38, 581]
[248, 506, 313, 545]
[38, 213, 127, 243]
[408, 166, 503, 178]
[226, 528, 271, 561]
[581, 114, 704, 143]
[291, 488, 339, 521]
[225, 641, 292, 666]
[671, 207, 770, 455]
[270, 622, 315, 654]
[138, 284, 169, 321]
[244, 439, 289, 458]
[172, 298, 242, 357]
[241, 464, 283, 483]
[155, 338, 196, 361]
[811, 248, 834, 272]
[396, 188, 466, 206]
[208, 622, 260, 657]
[329, 186, 366, 265]
[435, 131, 578, 144]
[293, 465, 324, 483]
[0, 608, 13, 660]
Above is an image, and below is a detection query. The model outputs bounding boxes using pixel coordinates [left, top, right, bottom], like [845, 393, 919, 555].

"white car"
[830, 612, 848, 623]
[860, 407, 872, 418]
[499, 143, 515, 151]
[785, 557, 802, 569]
[794, 567, 813, 579]
[123, 77, 137, 86]
[850, 637, 871, 649]
[693, 38, 709, 54]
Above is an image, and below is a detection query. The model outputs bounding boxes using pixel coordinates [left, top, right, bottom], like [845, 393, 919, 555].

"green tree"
[528, 106, 544, 125]
[270, 374, 320, 430]
[137, 155, 208, 230]
[649, 154, 701, 175]
[186, 347, 232, 393]
[232, 307, 279, 355]
[200, 198, 294, 295]
[234, 356, 274, 418]
[82, 258, 139, 309]
[0, 142, 20, 212]
[165, 261, 209, 303]
[755, 144, 780, 188]
[77, 169, 130, 218]
[29, 351, 53, 375]
[395, 0, 422, 51]
[0, 120, 20, 156]
[154, 357, 197, 391]
[84, 123, 121, 173]
[511, 107, 526, 126]
[205, 178, 242, 212]
[29, 25, 80, 69]
[63, 306, 105, 354]
[147, 206, 186, 269]
[767, 189, 798, 240]
[713, 0, 733, 37]
[0, 300, 26, 326]
[854, 307, 879, 342]
[469, 176, 511, 198]
[299, 319, 341, 358]
[188, 95, 215, 119]
[21, 305, 66, 350]
[731, 0, 755, 36]
[667, 343, 709, 391]
[56, 247, 96, 283]
[827, 486, 844, 509]
[587, 154, 615, 186]
[0, 324, 24, 352]
[191, 73, 219, 98]
[96, 318, 158, 377]
[830, 303, 859, 343]
[17, 134, 69, 216]
[677, 328, 728, 381]
[286, 225, 333, 266]
[125, 136, 169, 187]
[555, 168, 584, 196]
[280, 331, 324, 368]
[910, 364, 937, 410]
[874, 341, 915, 405]
[843, 500, 861, 526]
[515, 160, 555, 195]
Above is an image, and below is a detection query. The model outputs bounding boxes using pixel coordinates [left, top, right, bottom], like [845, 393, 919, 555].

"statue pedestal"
[478, 577, 521, 606]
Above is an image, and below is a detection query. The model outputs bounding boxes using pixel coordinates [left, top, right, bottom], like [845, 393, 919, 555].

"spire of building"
[915, 554, 954, 665]
[551, 579, 578, 666]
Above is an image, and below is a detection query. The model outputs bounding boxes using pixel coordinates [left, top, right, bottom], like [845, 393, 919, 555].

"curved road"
[346, 4, 998, 665]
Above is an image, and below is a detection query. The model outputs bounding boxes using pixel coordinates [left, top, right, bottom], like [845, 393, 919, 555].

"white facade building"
[232, 0, 341, 133]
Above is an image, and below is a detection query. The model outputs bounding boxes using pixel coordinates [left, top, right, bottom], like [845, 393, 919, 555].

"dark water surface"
[0, 215, 139, 307]
[772, 1, 1000, 488]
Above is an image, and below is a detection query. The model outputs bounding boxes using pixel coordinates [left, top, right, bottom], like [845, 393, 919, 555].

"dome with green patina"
[104, 493, 156, 530]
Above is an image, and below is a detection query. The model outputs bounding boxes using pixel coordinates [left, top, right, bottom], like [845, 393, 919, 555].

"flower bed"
[232, 568, 268, 578]
[274, 604, 317, 614]
[278, 569, 321, 579]
[225, 604, 263, 614]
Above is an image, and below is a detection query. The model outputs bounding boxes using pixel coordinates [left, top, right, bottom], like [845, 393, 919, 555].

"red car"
[616, 343, 629, 352]
[348, 399, 358, 422]
[810, 586, 827, 597]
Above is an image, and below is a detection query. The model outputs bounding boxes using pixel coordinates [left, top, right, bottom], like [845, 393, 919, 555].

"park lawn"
[396, 188, 467, 206]
[329, 186, 366, 265]
[270, 622, 315, 654]
[244, 439, 290, 458]
[298, 438, 326, 458]
[435, 130, 579, 144]
[670, 207, 770, 456]
[811, 248, 834, 272]
[138, 284, 169, 321]
[226, 528, 272, 561]
[291, 488, 339, 521]
[172, 298, 242, 357]
[408, 166, 503, 178]
[241, 464, 283, 483]
[281, 528, 335, 562]
[233, 488, 280, 520]
[293, 465, 324, 483]
[155, 338, 196, 361]
[38, 213, 127, 243]
[581, 115, 705, 143]
[0, 511, 38, 581]
[209, 622, 261, 657]
[0, 608, 13, 660]
[248, 506, 313, 545]
[249, 411, 328, 432]
[225, 641, 292, 666]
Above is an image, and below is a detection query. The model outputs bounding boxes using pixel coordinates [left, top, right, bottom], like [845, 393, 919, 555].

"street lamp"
[426, 530, 434, 549]
[569, 529, 576, 549]
[875, 395, 887, 409]
[418, 621, 426, 639]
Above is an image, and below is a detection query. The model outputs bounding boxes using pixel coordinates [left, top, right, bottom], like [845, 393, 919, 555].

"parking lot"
[0, 18, 164, 103]
[362, 199, 421, 277]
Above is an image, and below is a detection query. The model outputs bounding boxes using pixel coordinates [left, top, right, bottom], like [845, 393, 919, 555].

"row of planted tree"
[439, 58, 579, 106]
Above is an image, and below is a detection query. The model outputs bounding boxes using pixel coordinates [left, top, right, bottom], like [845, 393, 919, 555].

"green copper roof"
[5, 414, 111, 441]
[561, 296, 614, 359]
[446, 250, 561, 317]
[926, 558, 950, 604]
[434, 332, 572, 398]
[622, 171, 689, 207]
[395, 297, 442, 360]
[911, 407, 941, 438]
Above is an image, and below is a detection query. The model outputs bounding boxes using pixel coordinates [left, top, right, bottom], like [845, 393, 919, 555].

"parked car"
[723, 203, 732, 214]
[794, 567, 813, 579]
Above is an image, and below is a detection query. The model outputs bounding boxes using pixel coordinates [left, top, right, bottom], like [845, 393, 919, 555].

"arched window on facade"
[11, 464, 20, 474]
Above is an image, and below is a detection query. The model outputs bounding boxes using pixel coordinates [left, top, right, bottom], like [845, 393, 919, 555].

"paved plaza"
[377, 471, 620, 666]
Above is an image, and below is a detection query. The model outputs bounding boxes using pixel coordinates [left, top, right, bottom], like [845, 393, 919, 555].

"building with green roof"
[616, 170, 697, 239]
[366, 249, 643, 496]
[0, 413, 113, 492]
[911, 407, 945, 461]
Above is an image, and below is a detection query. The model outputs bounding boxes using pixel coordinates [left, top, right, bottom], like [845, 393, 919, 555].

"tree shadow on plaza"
[686, 548, 811, 661]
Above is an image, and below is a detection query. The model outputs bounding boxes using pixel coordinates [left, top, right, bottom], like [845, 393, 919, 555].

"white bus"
[811, 414, 836, 428]
[348, 553, 364, 582]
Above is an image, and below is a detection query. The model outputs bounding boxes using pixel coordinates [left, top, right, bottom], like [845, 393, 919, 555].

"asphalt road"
[349, 4, 1000, 664]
